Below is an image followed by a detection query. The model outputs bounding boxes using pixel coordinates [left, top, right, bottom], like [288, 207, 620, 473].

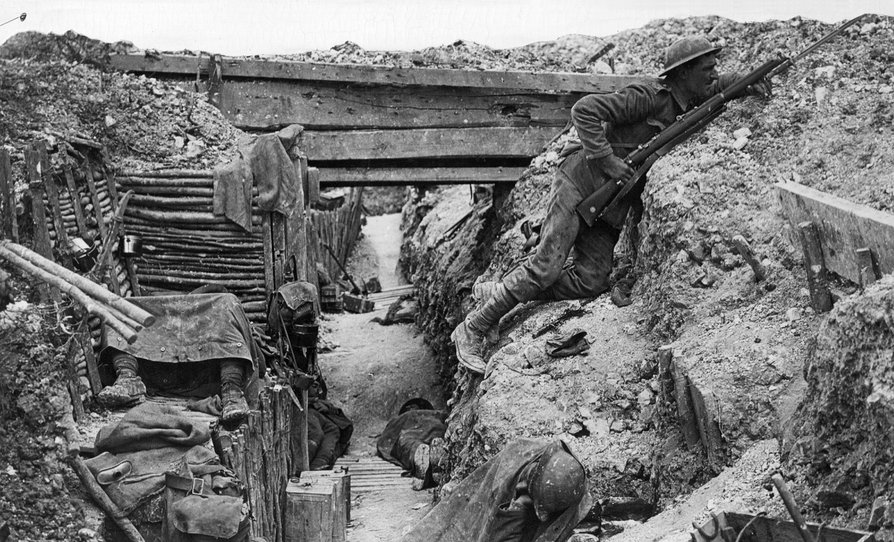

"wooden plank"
[317, 166, 525, 187]
[272, 213, 286, 290]
[219, 79, 579, 130]
[79, 322, 103, 395]
[0, 149, 16, 241]
[62, 165, 89, 238]
[776, 181, 894, 285]
[63, 333, 86, 421]
[725, 511, 873, 542]
[798, 221, 833, 313]
[109, 53, 654, 93]
[285, 160, 308, 283]
[298, 126, 557, 161]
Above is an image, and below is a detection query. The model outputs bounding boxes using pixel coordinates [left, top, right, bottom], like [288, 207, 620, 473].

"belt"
[165, 473, 213, 496]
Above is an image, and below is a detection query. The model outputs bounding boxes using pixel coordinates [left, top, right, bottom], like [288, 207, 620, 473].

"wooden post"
[856, 247, 879, 289]
[63, 333, 86, 421]
[62, 164, 89, 239]
[262, 213, 276, 302]
[124, 259, 141, 297]
[79, 320, 103, 395]
[25, 148, 58, 302]
[38, 143, 74, 268]
[305, 160, 318, 207]
[0, 148, 17, 241]
[208, 54, 223, 109]
[797, 221, 833, 312]
[85, 164, 108, 238]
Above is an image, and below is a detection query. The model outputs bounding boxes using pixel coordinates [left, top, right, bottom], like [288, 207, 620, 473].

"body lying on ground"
[400, 438, 590, 542]
[376, 398, 446, 485]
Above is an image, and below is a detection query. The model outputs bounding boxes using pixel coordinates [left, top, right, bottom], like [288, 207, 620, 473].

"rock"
[815, 86, 829, 105]
[732, 127, 752, 139]
[610, 419, 628, 432]
[732, 136, 749, 150]
[785, 308, 801, 322]
[637, 388, 654, 407]
[816, 489, 856, 509]
[104, 115, 116, 127]
[814, 65, 836, 79]
[869, 496, 888, 529]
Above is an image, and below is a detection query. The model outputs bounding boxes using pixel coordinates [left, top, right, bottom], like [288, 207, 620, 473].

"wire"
[0, 13, 26, 27]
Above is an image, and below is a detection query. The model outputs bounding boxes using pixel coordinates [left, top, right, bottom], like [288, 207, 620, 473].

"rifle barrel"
[768, 13, 867, 79]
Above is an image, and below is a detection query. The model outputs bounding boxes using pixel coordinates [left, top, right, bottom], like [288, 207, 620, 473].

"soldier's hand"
[596, 154, 634, 182]
[748, 77, 773, 99]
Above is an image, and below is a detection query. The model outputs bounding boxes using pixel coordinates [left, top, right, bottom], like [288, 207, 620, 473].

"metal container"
[119, 234, 143, 257]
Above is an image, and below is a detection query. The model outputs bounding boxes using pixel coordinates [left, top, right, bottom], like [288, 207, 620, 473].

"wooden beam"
[776, 181, 894, 285]
[0, 148, 16, 242]
[63, 165, 89, 238]
[219, 79, 579, 130]
[316, 166, 525, 187]
[110, 53, 654, 93]
[298, 126, 556, 161]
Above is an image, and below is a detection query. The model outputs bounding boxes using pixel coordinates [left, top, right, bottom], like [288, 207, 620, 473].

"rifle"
[576, 13, 867, 228]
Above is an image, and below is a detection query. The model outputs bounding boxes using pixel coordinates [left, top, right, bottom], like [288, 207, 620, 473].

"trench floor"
[319, 213, 444, 541]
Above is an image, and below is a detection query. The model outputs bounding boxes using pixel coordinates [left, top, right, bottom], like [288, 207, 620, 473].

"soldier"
[452, 37, 771, 373]
[400, 439, 590, 542]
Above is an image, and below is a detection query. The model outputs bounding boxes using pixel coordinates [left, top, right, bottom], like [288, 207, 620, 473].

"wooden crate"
[285, 478, 347, 542]
[299, 468, 351, 525]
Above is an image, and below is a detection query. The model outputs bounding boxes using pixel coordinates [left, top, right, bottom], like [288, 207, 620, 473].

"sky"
[2, 0, 891, 55]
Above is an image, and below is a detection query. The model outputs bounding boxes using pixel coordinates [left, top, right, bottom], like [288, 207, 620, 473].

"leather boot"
[472, 280, 498, 303]
[451, 283, 518, 374]
[220, 383, 249, 429]
[97, 354, 146, 408]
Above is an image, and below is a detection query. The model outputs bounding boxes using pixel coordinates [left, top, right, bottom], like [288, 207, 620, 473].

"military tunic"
[502, 75, 738, 303]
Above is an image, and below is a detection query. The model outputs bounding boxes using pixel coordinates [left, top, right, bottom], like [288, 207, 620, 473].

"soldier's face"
[684, 54, 719, 99]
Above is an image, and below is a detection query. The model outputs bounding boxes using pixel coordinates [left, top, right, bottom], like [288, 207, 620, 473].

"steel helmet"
[528, 441, 587, 522]
[659, 37, 722, 77]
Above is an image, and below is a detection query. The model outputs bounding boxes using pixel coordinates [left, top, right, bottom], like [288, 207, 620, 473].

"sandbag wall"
[308, 186, 364, 282]
[117, 169, 269, 321]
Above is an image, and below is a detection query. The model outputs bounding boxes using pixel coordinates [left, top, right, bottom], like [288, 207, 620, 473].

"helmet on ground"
[399, 397, 435, 414]
[529, 441, 587, 522]
[659, 37, 722, 77]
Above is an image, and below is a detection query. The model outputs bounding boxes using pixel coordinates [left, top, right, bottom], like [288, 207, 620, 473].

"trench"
[321, 210, 445, 541]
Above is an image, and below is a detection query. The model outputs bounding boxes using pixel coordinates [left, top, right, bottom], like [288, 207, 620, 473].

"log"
[117, 186, 218, 198]
[25, 149, 58, 302]
[124, 209, 262, 226]
[0, 148, 17, 241]
[119, 169, 213, 178]
[797, 221, 833, 312]
[0, 241, 155, 326]
[117, 176, 214, 187]
[0, 247, 138, 343]
[70, 455, 145, 542]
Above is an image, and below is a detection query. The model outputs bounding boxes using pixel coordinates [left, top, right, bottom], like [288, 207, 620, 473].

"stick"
[0, 247, 138, 343]
[91, 191, 133, 283]
[0, 240, 155, 327]
[732, 234, 766, 282]
[70, 455, 146, 542]
[121, 169, 213, 178]
[771, 473, 816, 542]
[0, 148, 17, 242]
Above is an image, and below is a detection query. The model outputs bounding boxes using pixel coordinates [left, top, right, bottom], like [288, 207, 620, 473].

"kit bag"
[163, 455, 251, 542]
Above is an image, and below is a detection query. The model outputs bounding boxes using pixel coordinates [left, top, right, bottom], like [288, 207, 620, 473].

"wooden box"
[342, 293, 374, 314]
[300, 467, 351, 523]
[285, 478, 347, 542]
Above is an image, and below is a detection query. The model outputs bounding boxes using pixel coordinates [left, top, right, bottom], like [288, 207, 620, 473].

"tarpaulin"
[100, 293, 255, 367]
[212, 158, 253, 232]
[241, 133, 300, 216]
[400, 439, 591, 542]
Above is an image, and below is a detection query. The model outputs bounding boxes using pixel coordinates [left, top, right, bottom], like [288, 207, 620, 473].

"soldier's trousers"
[503, 173, 620, 303]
